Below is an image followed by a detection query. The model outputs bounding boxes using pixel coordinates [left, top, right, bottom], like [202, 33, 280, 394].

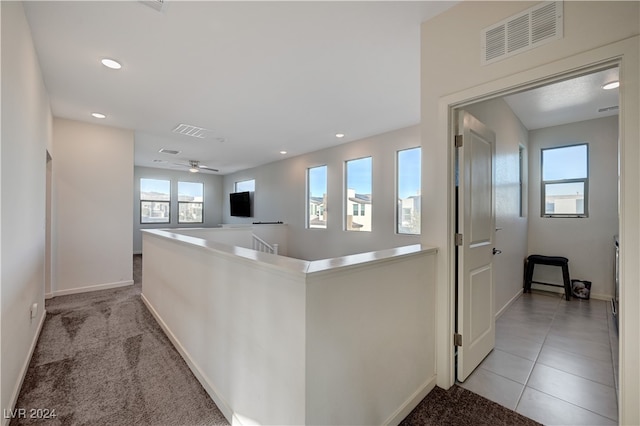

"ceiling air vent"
[172, 124, 213, 139]
[481, 1, 563, 66]
[158, 148, 180, 155]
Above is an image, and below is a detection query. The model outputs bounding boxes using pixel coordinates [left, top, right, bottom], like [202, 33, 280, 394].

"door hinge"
[454, 333, 463, 347]
[455, 233, 463, 246]
[454, 134, 463, 148]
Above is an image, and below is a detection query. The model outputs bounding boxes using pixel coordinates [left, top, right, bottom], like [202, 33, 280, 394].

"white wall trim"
[3, 310, 46, 426]
[140, 293, 235, 425]
[590, 293, 614, 302]
[383, 375, 437, 426]
[495, 289, 523, 320]
[52, 280, 133, 297]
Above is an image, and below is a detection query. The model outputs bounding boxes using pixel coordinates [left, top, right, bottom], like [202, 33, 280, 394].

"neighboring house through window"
[397, 147, 421, 235]
[307, 165, 327, 229]
[140, 178, 170, 223]
[178, 181, 204, 224]
[345, 157, 372, 232]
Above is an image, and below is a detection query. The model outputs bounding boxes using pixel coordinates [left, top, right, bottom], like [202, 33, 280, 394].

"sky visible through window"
[178, 181, 203, 199]
[236, 179, 255, 192]
[140, 178, 170, 198]
[309, 166, 327, 198]
[398, 148, 421, 198]
[543, 144, 587, 196]
[347, 157, 372, 193]
[309, 150, 421, 196]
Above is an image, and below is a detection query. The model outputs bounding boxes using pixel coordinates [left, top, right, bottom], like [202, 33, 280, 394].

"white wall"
[142, 231, 307, 425]
[53, 118, 134, 295]
[464, 98, 529, 316]
[527, 116, 618, 299]
[142, 229, 437, 425]
[223, 125, 422, 260]
[305, 251, 436, 425]
[420, 2, 639, 422]
[133, 166, 224, 254]
[1, 1, 51, 417]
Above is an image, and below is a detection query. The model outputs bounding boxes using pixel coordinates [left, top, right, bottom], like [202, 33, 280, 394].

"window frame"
[177, 181, 204, 224]
[306, 165, 328, 229]
[344, 156, 373, 232]
[140, 178, 171, 224]
[518, 145, 526, 218]
[396, 146, 422, 235]
[235, 179, 255, 193]
[540, 143, 589, 218]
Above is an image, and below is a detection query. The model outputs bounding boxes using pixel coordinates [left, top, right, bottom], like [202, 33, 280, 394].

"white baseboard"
[140, 293, 234, 425]
[384, 375, 437, 426]
[52, 280, 133, 297]
[44, 292, 53, 300]
[495, 289, 524, 320]
[3, 310, 46, 426]
[590, 293, 613, 301]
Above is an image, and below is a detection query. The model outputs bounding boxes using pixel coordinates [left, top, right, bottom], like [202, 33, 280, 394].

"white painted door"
[456, 110, 496, 382]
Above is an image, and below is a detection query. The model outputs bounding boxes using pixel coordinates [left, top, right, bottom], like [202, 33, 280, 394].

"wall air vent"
[158, 148, 180, 155]
[481, 1, 563, 66]
[172, 124, 213, 139]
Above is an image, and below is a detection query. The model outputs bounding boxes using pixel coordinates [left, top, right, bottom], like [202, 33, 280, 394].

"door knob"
[493, 248, 502, 255]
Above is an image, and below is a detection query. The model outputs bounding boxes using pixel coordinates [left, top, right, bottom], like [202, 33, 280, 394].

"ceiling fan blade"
[198, 165, 219, 172]
[172, 162, 189, 167]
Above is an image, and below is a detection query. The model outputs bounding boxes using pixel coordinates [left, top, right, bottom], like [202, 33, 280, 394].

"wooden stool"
[523, 255, 571, 301]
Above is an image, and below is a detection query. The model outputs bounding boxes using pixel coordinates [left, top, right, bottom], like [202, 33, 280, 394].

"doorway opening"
[452, 65, 620, 422]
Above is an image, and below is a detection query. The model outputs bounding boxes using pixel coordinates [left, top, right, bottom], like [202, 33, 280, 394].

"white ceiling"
[24, 1, 458, 174]
[504, 67, 620, 130]
[23, 2, 619, 175]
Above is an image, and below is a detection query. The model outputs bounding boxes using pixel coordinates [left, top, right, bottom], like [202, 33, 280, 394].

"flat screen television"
[230, 191, 251, 217]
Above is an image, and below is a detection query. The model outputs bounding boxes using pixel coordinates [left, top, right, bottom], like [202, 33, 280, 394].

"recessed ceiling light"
[91, 112, 106, 119]
[335, 133, 345, 138]
[280, 151, 287, 155]
[101, 58, 122, 70]
[602, 81, 620, 90]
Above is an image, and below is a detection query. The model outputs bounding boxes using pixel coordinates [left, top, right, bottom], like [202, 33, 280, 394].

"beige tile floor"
[458, 290, 619, 425]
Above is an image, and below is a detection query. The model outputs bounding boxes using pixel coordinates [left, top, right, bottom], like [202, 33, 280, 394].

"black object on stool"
[523, 255, 571, 301]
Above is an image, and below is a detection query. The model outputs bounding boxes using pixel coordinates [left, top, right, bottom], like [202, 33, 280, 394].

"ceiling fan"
[173, 160, 219, 173]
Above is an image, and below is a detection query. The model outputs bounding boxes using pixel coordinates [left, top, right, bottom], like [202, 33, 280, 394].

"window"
[178, 182, 204, 223]
[345, 157, 372, 231]
[140, 178, 170, 224]
[519, 145, 525, 217]
[235, 179, 255, 193]
[541, 144, 588, 217]
[307, 166, 327, 229]
[397, 147, 421, 234]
